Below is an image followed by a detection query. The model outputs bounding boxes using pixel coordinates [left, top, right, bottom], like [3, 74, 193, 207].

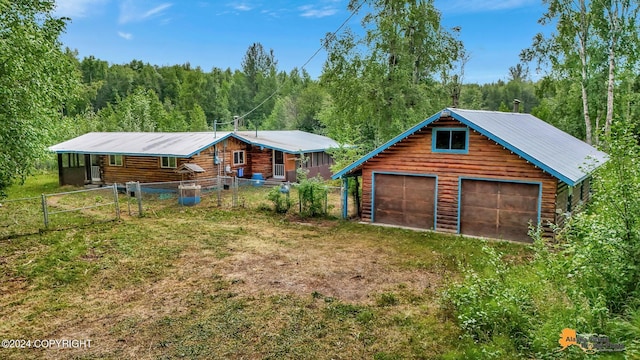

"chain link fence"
[1, 176, 351, 238]
[0, 184, 121, 239]
[125, 176, 346, 218]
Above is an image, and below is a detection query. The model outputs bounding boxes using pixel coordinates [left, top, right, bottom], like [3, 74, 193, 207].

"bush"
[296, 168, 328, 217]
[266, 185, 291, 213]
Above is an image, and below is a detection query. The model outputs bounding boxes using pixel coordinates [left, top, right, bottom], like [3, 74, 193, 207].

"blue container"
[178, 185, 201, 206]
[237, 167, 244, 177]
[178, 196, 200, 206]
[251, 173, 264, 186]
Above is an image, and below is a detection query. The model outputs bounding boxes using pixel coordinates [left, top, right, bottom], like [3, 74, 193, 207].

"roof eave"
[331, 111, 444, 180]
[447, 108, 599, 187]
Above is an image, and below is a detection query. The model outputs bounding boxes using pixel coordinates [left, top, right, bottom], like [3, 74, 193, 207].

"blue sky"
[55, 0, 548, 84]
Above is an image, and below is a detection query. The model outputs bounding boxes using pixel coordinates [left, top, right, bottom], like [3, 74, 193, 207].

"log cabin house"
[49, 130, 338, 186]
[332, 108, 608, 242]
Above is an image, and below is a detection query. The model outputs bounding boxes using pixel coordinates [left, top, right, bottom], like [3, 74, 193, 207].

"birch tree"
[522, 0, 640, 145]
[0, 0, 78, 193]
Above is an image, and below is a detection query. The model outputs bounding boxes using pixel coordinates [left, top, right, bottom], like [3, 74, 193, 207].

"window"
[109, 154, 123, 166]
[432, 128, 468, 153]
[61, 154, 84, 168]
[161, 156, 177, 168]
[233, 150, 245, 165]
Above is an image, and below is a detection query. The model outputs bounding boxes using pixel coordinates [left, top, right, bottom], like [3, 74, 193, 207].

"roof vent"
[513, 99, 521, 113]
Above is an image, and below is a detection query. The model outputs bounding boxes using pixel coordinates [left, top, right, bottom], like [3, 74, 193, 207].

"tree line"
[4, 0, 640, 187]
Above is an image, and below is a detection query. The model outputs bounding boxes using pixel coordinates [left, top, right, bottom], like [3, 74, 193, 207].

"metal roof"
[332, 108, 608, 186]
[49, 130, 339, 157]
[234, 130, 339, 153]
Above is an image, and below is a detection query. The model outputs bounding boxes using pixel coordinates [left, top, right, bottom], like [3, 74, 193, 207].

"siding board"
[360, 118, 558, 238]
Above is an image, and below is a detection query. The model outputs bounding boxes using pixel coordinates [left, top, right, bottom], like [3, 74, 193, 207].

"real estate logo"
[558, 328, 625, 354]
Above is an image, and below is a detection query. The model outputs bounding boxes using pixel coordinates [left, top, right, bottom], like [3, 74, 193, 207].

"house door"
[273, 150, 285, 179]
[90, 154, 102, 182]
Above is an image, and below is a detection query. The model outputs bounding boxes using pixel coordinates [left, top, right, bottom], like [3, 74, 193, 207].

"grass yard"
[0, 174, 532, 359]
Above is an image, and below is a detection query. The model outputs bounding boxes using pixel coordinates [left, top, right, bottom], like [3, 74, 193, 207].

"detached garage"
[333, 108, 608, 242]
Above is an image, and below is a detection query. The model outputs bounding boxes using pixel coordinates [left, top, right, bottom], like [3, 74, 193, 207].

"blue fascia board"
[51, 134, 234, 159]
[331, 111, 444, 180]
[446, 109, 579, 187]
[325, 107, 588, 185]
[229, 133, 330, 154]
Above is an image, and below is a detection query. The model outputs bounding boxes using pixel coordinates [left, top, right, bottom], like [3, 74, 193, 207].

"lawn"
[0, 174, 532, 359]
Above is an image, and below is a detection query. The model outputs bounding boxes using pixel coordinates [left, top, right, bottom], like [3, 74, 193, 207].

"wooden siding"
[360, 117, 558, 237]
[249, 147, 273, 179]
[555, 177, 591, 228]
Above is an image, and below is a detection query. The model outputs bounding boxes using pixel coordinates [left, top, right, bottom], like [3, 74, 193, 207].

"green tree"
[522, 0, 640, 145]
[321, 0, 463, 152]
[0, 0, 78, 193]
[187, 104, 208, 131]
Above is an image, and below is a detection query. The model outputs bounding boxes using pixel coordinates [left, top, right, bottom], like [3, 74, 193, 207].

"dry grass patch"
[0, 188, 531, 359]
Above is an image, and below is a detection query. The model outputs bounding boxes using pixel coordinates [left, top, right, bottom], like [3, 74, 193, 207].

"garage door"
[373, 174, 435, 229]
[460, 180, 539, 242]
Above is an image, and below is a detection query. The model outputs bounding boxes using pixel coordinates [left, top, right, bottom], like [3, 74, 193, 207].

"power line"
[237, 0, 365, 122]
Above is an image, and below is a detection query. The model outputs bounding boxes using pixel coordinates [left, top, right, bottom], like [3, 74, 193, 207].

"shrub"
[266, 185, 291, 213]
[296, 167, 328, 217]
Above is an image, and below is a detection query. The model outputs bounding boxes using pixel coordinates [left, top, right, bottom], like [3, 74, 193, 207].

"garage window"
[433, 128, 468, 154]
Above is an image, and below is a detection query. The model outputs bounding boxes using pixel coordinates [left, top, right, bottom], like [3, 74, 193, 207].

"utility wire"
[237, 0, 365, 122]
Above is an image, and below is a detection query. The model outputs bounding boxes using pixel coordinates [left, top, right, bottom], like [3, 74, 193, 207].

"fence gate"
[125, 181, 143, 216]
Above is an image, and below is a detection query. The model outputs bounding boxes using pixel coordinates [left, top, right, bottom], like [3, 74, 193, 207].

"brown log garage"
[333, 108, 608, 242]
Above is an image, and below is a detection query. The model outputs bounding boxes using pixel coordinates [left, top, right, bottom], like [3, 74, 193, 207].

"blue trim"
[456, 177, 543, 235]
[432, 127, 469, 154]
[331, 111, 444, 180]
[371, 171, 438, 230]
[51, 131, 333, 158]
[447, 109, 577, 186]
[331, 107, 594, 186]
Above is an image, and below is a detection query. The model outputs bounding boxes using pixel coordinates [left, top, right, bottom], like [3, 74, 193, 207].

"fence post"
[41, 194, 49, 228]
[217, 176, 222, 207]
[136, 181, 143, 216]
[112, 184, 120, 220]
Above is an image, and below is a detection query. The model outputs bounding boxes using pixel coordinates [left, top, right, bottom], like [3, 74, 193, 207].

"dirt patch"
[216, 225, 440, 303]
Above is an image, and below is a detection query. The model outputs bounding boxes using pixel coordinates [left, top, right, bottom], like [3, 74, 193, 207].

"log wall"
[359, 117, 559, 236]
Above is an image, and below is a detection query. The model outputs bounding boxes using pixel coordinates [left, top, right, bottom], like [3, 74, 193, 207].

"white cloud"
[54, 0, 109, 18]
[143, 3, 173, 19]
[119, 1, 173, 24]
[299, 5, 338, 18]
[229, 2, 253, 11]
[436, 0, 537, 13]
[118, 31, 133, 40]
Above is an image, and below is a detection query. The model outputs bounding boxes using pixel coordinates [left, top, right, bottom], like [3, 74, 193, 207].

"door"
[90, 154, 102, 182]
[373, 174, 436, 229]
[273, 150, 285, 179]
[459, 180, 539, 242]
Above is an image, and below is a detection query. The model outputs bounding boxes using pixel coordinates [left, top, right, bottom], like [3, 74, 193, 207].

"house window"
[109, 154, 123, 166]
[161, 156, 177, 169]
[432, 128, 468, 153]
[61, 154, 84, 168]
[233, 150, 245, 165]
